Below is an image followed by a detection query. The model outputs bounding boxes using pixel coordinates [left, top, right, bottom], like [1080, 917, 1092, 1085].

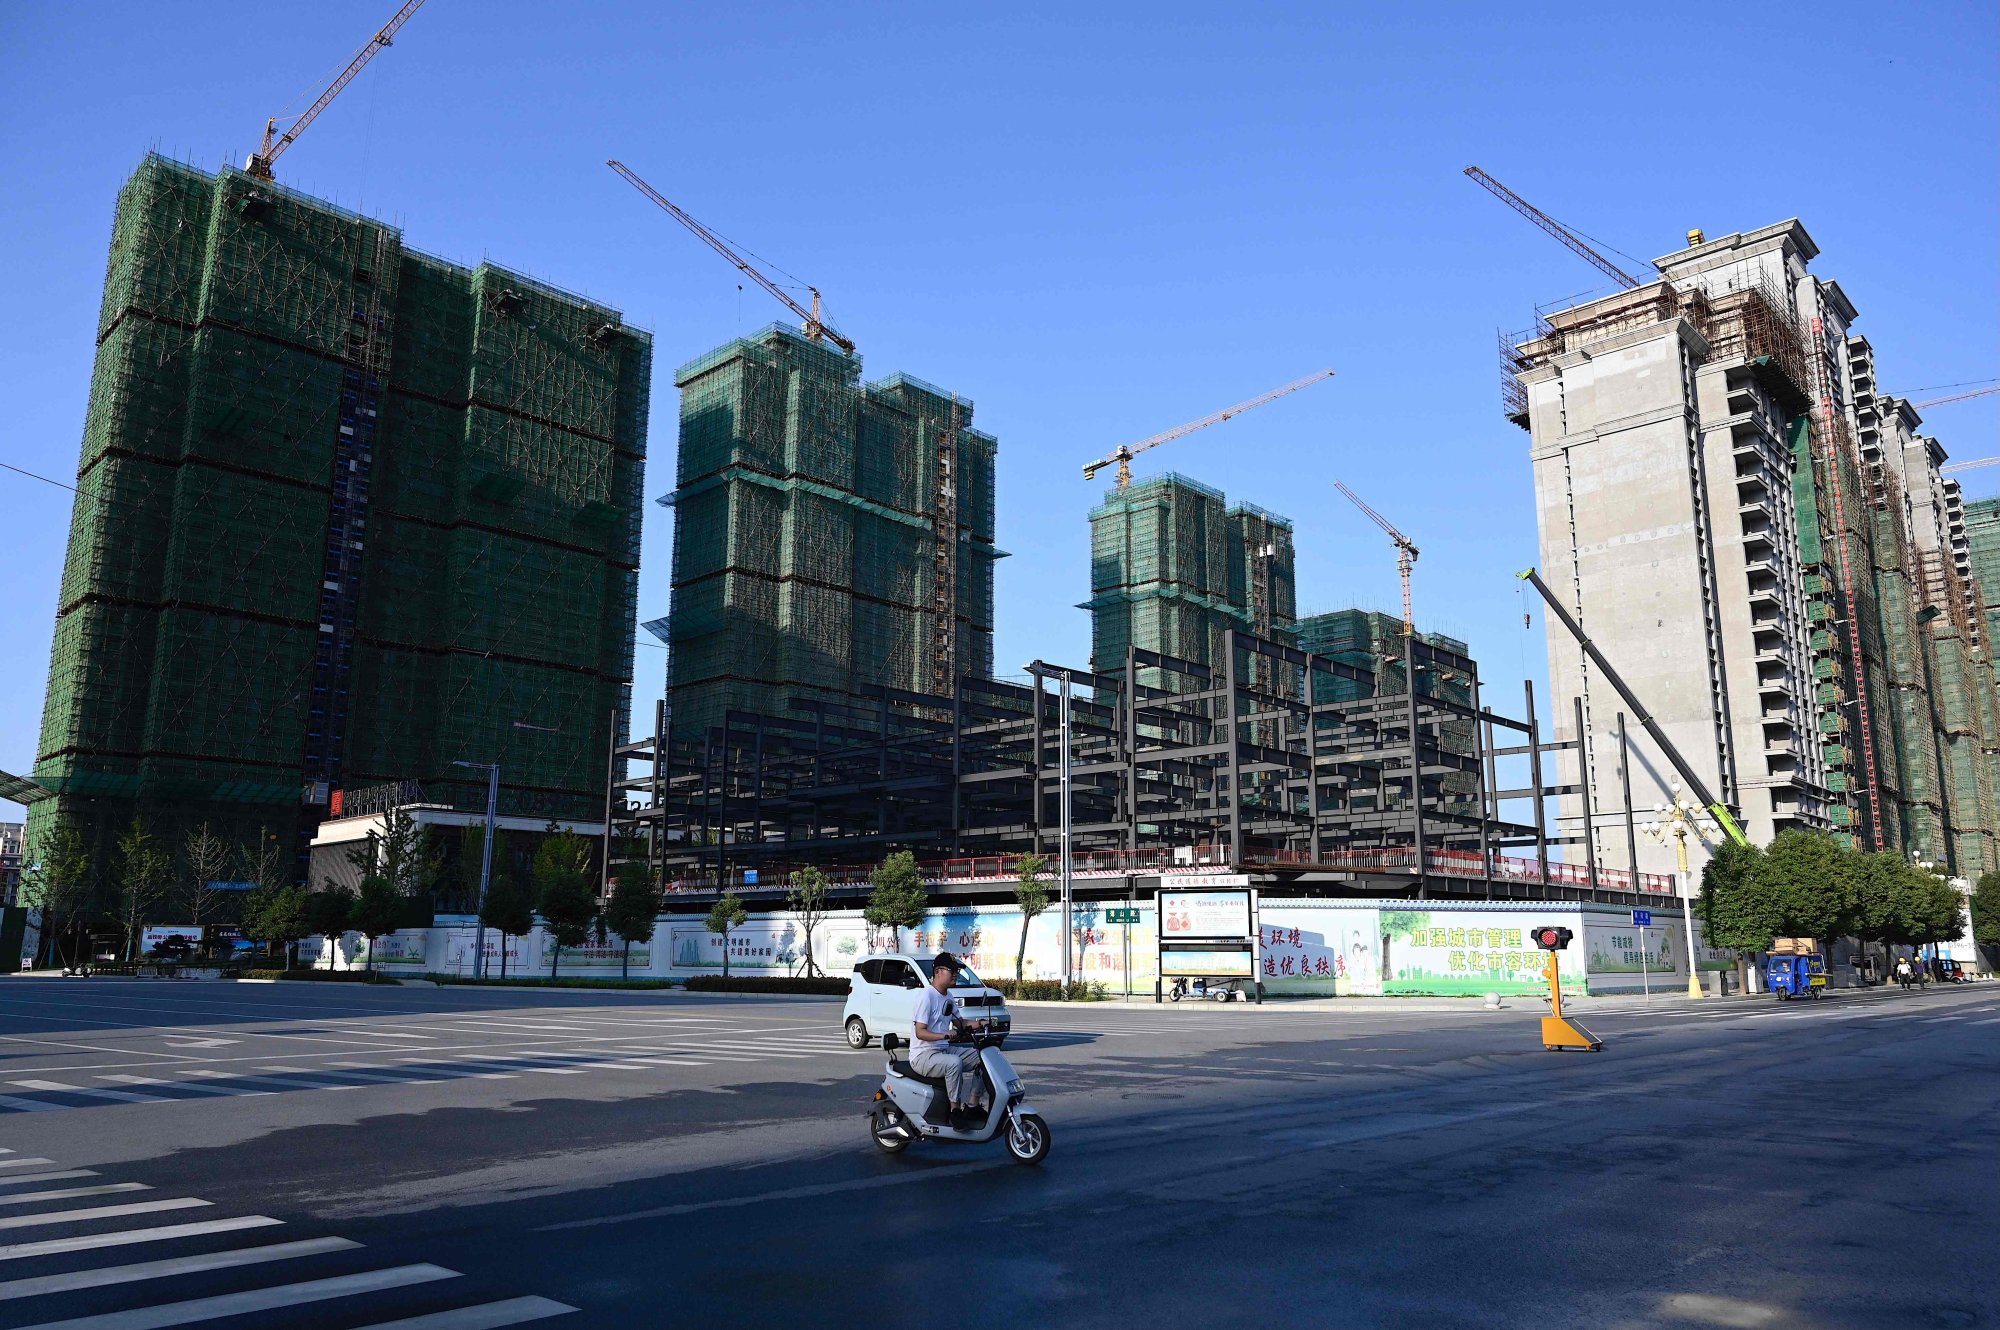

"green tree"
[304, 887, 355, 970]
[1972, 870, 2000, 949]
[480, 869, 536, 978]
[114, 818, 171, 961]
[179, 824, 234, 955]
[1756, 829, 1850, 942]
[865, 851, 927, 953]
[20, 818, 98, 971]
[1012, 854, 1050, 982]
[603, 865, 661, 979]
[1696, 840, 1780, 955]
[706, 892, 749, 977]
[534, 830, 597, 978]
[378, 806, 442, 905]
[786, 867, 832, 977]
[242, 883, 308, 968]
[350, 875, 402, 973]
[1908, 872, 1967, 950]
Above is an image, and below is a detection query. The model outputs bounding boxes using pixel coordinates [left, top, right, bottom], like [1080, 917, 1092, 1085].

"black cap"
[931, 952, 960, 974]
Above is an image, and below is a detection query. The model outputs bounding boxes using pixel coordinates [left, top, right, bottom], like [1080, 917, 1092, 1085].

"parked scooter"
[868, 1028, 1051, 1165]
[1168, 976, 1241, 1002]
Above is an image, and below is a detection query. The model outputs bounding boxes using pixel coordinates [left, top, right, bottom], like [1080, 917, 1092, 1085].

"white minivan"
[842, 954, 1012, 1049]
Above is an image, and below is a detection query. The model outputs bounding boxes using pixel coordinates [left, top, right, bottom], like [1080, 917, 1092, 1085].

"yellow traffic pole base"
[1541, 1014, 1602, 1052]
[1686, 974, 1705, 999]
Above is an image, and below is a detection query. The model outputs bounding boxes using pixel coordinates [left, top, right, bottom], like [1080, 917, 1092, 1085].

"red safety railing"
[663, 843, 1676, 896]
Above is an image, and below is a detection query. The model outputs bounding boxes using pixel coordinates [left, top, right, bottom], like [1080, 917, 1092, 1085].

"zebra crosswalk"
[0, 1029, 864, 1116]
[0, 1148, 575, 1327]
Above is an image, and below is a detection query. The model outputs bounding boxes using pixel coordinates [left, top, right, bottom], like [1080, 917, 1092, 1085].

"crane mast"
[1083, 369, 1335, 488]
[607, 160, 855, 354]
[246, 0, 428, 180]
[1462, 166, 1647, 291]
[1333, 481, 1419, 636]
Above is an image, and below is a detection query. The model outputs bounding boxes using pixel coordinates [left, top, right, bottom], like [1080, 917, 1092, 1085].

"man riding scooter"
[910, 952, 989, 1126]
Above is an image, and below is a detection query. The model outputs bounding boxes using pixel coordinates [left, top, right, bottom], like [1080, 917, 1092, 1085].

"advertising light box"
[1160, 889, 1253, 940]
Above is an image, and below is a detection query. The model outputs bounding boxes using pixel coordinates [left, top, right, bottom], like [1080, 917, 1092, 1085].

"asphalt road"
[0, 977, 1992, 1329]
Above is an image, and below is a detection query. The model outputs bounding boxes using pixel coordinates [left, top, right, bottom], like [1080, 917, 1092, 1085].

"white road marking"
[0, 1160, 57, 1171]
[0, 1235, 359, 1301]
[0, 1198, 208, 1232]
[347, 1294, 579, 1328]
[99, 1076, 270, 1099]
[0, 1099, 64, 1113]
[0, 1216, 283, 1262]
[190, 1070, 357, 1093]
[0, 1185, 148, 1208]
[9, 1081, 169, 1105]
[11, 1261, 459, 1329]
[0, 1172, 98, 1188]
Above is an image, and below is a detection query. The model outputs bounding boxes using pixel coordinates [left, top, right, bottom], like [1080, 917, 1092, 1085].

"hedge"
[985, 979, 1111, 1002]
[682, 975, 851, 995]
[426, 975, 676, 990]
[240, 969, 400, 985]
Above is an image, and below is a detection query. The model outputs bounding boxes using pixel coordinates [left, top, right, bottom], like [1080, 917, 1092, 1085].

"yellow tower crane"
[1334, 481, 1419, 636]
[606, 160, 855, 355]
[246, 0, 429, 180]
[1082, 370, 1335, 489]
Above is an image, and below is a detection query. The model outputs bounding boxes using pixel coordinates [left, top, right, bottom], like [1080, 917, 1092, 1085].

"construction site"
[7, 3, 1995, 933]
[1512, 213, 2000, 882]
[19, 153, 651, 868]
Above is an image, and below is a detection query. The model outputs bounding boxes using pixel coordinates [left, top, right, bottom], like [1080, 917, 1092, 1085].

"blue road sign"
[1631, 909, 1653, 928]
[743, 870, 760, 885]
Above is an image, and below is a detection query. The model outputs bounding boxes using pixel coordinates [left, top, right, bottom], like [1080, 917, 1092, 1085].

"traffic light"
[1530, 925, 1573, 952]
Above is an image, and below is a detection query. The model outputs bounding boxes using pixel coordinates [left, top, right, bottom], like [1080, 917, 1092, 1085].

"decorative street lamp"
[1641, 781, 1719, 1000]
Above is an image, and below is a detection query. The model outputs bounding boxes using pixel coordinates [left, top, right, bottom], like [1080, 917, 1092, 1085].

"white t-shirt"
[912, 985, 956, 1048]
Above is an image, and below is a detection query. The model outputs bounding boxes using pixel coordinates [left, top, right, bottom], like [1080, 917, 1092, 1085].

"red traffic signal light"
[1531, 925, 1573, 952]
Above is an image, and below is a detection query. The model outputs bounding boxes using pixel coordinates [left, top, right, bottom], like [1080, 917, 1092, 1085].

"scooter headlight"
[1005, 1077, 1024, 1096]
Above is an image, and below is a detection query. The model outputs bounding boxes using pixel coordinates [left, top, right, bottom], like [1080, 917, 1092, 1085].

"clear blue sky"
[3, 1, 1995, 820]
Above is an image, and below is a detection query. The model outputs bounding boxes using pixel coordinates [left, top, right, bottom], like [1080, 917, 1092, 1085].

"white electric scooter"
[868, 1026, 1051, 1165]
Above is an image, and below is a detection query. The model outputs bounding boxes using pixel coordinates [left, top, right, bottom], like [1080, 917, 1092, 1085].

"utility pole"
[1059, 670, 1075, 989]
[600, 706, 619, 904]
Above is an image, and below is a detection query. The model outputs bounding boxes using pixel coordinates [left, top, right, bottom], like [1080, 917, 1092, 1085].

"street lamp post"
[1642, 783, 1717, 1000]
[452, 760, 500, 980]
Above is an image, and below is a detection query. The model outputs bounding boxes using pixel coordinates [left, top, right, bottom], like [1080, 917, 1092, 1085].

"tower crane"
[1463, 166, 1650, 291]
[1915, 384, 2000, 411]
[607, 160, 855, 355]
[1082, 369, 1335, 489]
[1334, 481, 1419, 636]
[245, 0, 428, 180]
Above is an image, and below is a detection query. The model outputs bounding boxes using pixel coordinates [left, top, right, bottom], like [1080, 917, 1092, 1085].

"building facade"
[1084, 473, 1297, 688]
[663, 325, 1000, 739]
[0, 822, 22, 906]
[30, 155, 649, 877]
[1515, 219, 2000, 877]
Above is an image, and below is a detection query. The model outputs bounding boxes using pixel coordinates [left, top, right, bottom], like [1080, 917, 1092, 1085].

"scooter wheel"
[1006, 1112, 1051, 1165]
[870, 1113, 910, 1154]
[1168, 989, 1182, 1002]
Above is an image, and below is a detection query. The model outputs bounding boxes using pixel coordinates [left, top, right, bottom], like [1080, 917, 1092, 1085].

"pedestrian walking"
[1895, 956, 1913, 991]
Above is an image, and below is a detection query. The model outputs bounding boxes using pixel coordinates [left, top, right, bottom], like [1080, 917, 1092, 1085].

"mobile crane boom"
[1518, 567, 1749, 847]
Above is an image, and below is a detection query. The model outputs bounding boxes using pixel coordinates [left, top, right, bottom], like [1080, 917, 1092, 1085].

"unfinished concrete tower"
[1513, 220, 2000, 878]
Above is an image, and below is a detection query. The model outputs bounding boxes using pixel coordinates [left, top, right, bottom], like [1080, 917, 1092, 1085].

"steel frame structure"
[612, 628, 1664, 906]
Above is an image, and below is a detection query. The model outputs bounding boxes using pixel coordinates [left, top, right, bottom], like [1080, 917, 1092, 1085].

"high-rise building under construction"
[1084, 473, 1297, 685]
[1513, 220, 2000, 877]
[28, 155, 650, 866]
[662, 325, 1000, 739]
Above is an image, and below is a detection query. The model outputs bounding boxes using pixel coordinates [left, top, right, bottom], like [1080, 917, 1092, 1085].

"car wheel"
[845, 1016, 871, 1049]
